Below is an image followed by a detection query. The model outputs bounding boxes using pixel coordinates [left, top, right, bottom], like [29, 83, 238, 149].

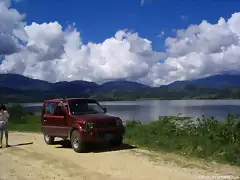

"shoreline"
[5, 98, 240, 105]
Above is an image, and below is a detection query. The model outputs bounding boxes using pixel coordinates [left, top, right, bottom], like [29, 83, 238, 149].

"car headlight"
[116, 118, 123, 126]
[86, 122, 95, 129]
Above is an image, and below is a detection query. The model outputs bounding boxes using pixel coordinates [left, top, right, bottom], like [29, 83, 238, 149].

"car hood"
[72, 114, 119, 122]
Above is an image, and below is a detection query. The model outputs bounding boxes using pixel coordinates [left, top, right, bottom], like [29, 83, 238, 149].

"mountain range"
[168, 74, 240, 88]
[0, 73, 240, 103]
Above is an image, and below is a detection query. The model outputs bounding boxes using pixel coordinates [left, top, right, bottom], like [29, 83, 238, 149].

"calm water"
[21, 100, 240, 122]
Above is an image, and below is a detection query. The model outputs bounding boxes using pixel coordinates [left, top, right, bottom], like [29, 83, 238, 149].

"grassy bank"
[7, 104, 41, 132]
[125, 115, 240, 166]
[6, 105, 240, 166]
[8, 115, 41, 132]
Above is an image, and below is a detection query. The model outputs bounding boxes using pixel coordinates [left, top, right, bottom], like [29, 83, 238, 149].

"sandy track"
[0, 132, 239, 180]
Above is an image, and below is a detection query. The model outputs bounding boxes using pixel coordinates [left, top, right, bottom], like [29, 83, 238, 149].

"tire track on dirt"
[2, 146, 115, 180]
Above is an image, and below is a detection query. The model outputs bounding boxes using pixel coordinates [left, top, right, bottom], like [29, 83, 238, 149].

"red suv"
[41, 98, 125, 153]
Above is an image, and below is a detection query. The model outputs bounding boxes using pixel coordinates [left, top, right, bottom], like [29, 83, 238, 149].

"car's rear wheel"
[110, 136, 123, 146]
[70, 130, 85, 153]
[44, 134, 55, 145]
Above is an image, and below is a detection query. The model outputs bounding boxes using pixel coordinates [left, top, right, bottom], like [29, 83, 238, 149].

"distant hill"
[0, 74, 52, 90]
[2, 73, 240, 91]
[0, 73, 240, 103]
[98, 80, 150, 93]
[168, 75, 240, 88]
[0, 74, 151, 101]
[0, 74, 99, 95]
[52, 81, 99, 95]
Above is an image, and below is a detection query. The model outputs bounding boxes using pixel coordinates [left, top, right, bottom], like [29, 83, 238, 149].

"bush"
[124, 114, 240, 165]
[8, 104, 40, 125]
[8, 104, 27, 124]
[125, 120, 142, 128]
[7, 104, 40, 129]
[8, 114, 41, 132]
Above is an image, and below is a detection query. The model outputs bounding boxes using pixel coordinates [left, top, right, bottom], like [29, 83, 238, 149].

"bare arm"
[3, 110, 9, 119]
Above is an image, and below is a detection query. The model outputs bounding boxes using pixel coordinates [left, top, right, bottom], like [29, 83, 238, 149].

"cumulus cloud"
[0, 0, 26, 55]
[1, 0, 240, 86]
[157, 31, 165, 38]
[0, 0, 11, 7]
[180, 15, 188, 21]
[148, 13, 240, 85]
[0, 1, 164, 84]
[25, 22, 66, 62]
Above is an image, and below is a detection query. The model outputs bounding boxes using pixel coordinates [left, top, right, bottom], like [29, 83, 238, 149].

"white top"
[0, 110, 10, 122]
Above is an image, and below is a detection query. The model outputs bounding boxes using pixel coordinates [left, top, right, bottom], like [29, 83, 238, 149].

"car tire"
[70, 130, 85, 153]
[44, 134, 55, 145]
[111, 136, 123, 146]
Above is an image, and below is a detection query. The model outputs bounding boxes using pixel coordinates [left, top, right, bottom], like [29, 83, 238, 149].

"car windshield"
[68, 99, 105, 115]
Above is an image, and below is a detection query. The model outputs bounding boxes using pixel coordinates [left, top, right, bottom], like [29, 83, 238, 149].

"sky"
[1, 0, 240, 86]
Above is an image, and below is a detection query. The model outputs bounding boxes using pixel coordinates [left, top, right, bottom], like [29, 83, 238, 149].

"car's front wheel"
[44, 134, 55, 145]
[70, 130, 86, 153]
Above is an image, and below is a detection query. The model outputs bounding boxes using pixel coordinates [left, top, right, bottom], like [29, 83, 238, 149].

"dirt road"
[0, 132, 239, 180]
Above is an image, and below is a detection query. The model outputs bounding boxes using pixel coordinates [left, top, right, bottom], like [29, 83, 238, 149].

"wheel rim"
[45, 135, 50, 142]
[72, 136, 79, 149]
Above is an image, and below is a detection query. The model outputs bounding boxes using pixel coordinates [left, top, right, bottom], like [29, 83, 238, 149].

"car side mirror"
[103, 108, 107, 113]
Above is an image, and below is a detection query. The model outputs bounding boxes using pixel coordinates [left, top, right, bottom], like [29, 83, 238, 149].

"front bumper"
[79, 126, 125, 143]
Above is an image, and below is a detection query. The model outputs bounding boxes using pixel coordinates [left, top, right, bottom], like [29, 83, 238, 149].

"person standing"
[0, 104, 10, 148]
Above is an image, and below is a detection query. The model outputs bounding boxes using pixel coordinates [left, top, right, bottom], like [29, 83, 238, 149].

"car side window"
[45, 102, 56, 115]
[64, 104, 69, 112]
[54, 103, 65, 116]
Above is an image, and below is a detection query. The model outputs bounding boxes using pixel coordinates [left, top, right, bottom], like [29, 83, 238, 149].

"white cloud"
[0, 0, 26, 55]
[0, 2, 164, 84]
[14, 0, 25, 3]
[157, 31, 165, 38]
[0, 0, 11, 7]
[140, 0, 152, 6]
[25, 22, 66, 62]
[1, 1, 240, 86]
[148, 13, 240, 85]
[180, 15, 188, 21]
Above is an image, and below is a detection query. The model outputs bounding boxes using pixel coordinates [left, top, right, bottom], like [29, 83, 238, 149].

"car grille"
[96, 121, 116, 128]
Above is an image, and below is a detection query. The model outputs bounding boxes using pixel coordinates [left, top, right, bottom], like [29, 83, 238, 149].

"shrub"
[7, 104, 36, 124]
[124, 114, 240, 165]
[125, 120, 142, 128]
[8, 104, 27, 124]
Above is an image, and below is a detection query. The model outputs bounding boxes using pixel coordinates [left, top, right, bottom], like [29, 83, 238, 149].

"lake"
[21, 100, 240, 122]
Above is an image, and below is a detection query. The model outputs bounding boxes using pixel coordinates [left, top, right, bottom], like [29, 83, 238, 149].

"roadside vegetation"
[8, 104, 41, 132]
[7, 104, 240, 166]
[125, 115, 240, 166]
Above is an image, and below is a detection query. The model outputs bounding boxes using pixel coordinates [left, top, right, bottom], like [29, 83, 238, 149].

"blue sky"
[12, 0, 240, 51]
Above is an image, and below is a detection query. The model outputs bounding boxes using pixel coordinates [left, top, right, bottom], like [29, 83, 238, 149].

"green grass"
[124, 115, 240, 166]
[7, 104, 240, 166]
[8, 115, 41, 132]
[7, 104, 41, 132]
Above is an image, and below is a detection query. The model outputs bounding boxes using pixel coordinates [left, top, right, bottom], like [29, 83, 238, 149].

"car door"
[42, 101, 57, 136]
[52, 102, 68, 137]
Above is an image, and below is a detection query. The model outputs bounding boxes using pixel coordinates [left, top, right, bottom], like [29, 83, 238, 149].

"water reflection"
[22, 100, 240, 122]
